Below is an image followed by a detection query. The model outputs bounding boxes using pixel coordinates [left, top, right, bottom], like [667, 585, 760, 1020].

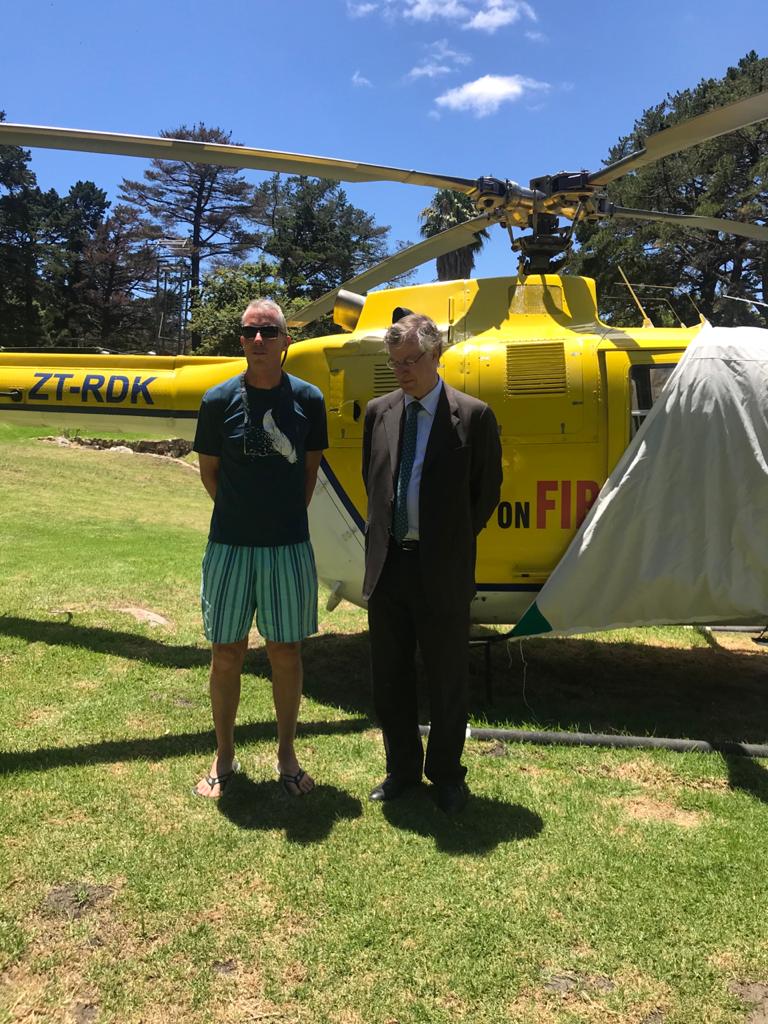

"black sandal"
[278, 767, 314, 797]
[192, 758, 240, 798]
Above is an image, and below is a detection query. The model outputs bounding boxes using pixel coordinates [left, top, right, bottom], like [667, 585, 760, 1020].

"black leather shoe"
[432, 781, 470, 815]
[369, 776, 420, 802]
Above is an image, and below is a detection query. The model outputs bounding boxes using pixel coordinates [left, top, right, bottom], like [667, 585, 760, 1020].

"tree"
[254, 175, 390, 300]
[119, 124, 259, 347]
[41, 180, 110, 342]
[190, 258, 299, 355]
[568, 52, 768, 328]
[0, 111, 55, 344]
[419, 188, 489, 281]
[73, 204, 158, 348]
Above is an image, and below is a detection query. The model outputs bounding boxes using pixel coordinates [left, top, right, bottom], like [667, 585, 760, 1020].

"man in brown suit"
[362, 312, 503, 814]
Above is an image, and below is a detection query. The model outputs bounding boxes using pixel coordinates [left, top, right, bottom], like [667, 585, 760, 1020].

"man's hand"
[199, 453, 221, 501]
[305, 449, 323, 506]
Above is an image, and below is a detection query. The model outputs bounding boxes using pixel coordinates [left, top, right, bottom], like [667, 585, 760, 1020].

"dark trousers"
[367, 542, 470, 785]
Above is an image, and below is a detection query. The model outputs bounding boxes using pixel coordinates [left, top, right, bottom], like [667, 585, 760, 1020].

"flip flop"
[278, 767, 314, 797]
[192, 758, 241, 798]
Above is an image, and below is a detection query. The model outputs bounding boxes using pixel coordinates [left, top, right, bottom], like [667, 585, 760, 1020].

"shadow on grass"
[6, 613, 768, 800]
[218, 776, 362, 844]
[381, 785, 543, 856]
[0, 614, 211, 668]
[483, 632, 768, 745]
[0, 718, 368, 777]
[5, 613, 768, 744]
[723, 752, 768, 802]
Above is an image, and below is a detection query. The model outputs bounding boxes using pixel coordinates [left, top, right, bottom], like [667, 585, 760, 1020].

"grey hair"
[241, 298, 288, 335]
[384, 313, 442, 356]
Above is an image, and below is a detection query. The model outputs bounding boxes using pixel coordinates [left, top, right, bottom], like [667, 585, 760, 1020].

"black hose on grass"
[418, 725, 768, 758]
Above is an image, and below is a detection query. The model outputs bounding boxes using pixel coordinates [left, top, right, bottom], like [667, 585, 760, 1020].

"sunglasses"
[241, 324, 281, 340]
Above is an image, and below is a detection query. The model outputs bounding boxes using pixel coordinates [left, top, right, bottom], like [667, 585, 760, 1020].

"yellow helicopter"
[1, 90, 767, 624]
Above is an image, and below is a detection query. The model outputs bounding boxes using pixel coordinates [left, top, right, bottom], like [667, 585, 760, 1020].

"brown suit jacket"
[362, 381, 503, 609]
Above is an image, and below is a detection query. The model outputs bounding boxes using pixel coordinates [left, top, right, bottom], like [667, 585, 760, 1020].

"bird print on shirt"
[244, 409, 297, 463]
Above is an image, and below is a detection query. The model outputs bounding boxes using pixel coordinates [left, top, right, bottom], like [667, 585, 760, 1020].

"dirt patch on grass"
[43, 435, 195, 464]
[729, 981, 768, 1023]
[42, 881, 115, 920]
[116, 606, 172, 628]
[580, 759, 728, 793]
[708, 632, 768, 655]
[529, 966, 670, 1023]
[609, 794, 706, 827]
[542, 970, 615, 994]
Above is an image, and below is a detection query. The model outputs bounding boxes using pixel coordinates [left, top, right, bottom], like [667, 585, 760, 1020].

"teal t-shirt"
[193, 372, 328, 547]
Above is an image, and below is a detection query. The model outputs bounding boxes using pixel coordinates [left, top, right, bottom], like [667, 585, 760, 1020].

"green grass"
[3, 424, 768, 1023]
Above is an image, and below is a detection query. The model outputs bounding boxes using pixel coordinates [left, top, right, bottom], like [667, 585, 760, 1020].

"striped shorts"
[201, 540, 318, 644]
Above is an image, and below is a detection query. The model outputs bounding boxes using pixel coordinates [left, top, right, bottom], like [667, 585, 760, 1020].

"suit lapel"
[382, 390, 405, 477]
[423, 383, 461, 473]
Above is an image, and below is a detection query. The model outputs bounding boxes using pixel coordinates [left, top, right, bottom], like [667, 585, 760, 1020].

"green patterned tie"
[393, 401, 422, 542]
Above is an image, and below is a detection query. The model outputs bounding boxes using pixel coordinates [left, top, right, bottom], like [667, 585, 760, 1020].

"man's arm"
[470, 405, 503, 534]
[362, 405, 374, 495]
[305, 449, 323, 506]
[198, 453, 221, 502]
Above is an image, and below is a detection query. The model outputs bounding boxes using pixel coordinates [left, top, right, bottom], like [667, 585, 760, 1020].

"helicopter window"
[630, 364, 676, 435]
[509, 283, 564, 315]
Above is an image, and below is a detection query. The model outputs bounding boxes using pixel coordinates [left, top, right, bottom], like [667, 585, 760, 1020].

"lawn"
[2, 423, 768, 1024]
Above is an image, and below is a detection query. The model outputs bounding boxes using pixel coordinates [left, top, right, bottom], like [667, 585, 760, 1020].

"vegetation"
[419, 188, 489, 281]
[188, 258, 298, 356]
[3, 425, 768, 1023]
[0, 124, 394, 353]
[569, 52, 768, 327]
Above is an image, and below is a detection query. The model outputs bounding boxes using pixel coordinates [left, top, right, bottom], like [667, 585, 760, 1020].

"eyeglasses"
[241, 324, 281, 340]
[386, 351, 426, 371]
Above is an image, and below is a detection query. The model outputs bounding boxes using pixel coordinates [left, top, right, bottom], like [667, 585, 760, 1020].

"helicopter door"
[326, 348, 397, 445]
[602, 352, 681, 474]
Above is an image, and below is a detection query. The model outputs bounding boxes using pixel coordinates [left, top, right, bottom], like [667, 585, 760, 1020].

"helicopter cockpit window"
[629, 364, 676, 436]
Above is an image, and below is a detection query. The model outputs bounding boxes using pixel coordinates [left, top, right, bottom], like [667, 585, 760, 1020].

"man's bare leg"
[194, 638, 248, 798]
[267, 639, 314, 794]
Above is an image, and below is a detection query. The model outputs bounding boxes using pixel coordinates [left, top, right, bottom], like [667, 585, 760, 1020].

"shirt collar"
[404, 377, 443, 418]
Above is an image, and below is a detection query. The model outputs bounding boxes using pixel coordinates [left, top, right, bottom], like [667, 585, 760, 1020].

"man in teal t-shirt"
[192, 298, 328, 799]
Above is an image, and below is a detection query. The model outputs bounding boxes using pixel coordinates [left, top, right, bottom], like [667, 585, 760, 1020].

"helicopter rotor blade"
[0, 123, 478, 194]
[589, 89, 768, 186]
[288, 215, 494, 326]
[608, 205, 768, 242]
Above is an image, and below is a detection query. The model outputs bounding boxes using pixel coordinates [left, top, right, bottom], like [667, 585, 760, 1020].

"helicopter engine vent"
[505, 342, 566, 396]
[373, 363, 398, 396]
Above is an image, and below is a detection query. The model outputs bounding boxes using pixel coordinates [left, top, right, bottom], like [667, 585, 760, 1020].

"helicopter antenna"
[722, 293, 768, 310]
[684, 292, 706, 323]
[617, 266, 653, 327]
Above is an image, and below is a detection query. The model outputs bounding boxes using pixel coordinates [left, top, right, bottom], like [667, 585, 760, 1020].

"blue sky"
[1, 0, 765, 282]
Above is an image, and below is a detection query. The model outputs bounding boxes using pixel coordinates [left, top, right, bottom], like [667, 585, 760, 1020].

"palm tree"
[418, 189, 489, 281]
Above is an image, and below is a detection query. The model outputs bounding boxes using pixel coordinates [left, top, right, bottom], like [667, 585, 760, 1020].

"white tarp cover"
[512, 323, 768, 637]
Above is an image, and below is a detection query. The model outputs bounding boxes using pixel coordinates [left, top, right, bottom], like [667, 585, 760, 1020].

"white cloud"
[464, 0, 536, 33]
[406, 37, 471, 81]
[431, 38, 471, 64]
[408, 62, 452, 80]
[402, 0, 470, 20]
[349, 0, 540, 35]
[352, 70, 373, 87]
[347, 1, 378, 15]
[435, 73, 549, 117]
[525, 29, 546, 41]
